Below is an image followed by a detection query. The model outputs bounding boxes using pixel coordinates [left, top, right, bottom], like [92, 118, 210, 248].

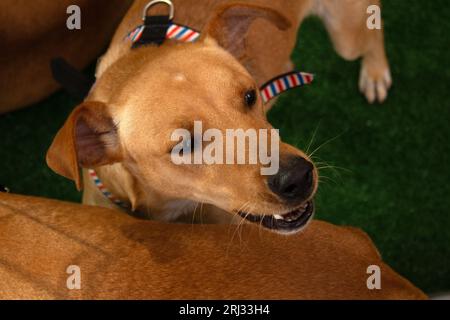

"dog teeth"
[274, 204, 309, 222]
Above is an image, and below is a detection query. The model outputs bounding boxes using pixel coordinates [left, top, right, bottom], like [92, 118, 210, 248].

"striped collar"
[88, 169, 130, 210]
[127, 23, 201, 44]
[260, 71, 313, 104]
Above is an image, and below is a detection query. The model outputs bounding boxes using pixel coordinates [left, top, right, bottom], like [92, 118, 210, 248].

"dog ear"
[46, 101, 123, 190]
[202, 2, 291, 60]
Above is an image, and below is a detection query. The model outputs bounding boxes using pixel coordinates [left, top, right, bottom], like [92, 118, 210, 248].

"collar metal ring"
[143, 0, 175, 21]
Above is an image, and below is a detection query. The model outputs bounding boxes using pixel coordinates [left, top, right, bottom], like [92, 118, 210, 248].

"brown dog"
[46, 1, 391, 234]
[0, 193, 425, 299]
[0, 0, 133, 113]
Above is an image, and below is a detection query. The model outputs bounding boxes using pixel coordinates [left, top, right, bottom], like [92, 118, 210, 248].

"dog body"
[0, 0, 133, 113]
[46, 0, 391, 231]
[0, 193, 425, 299]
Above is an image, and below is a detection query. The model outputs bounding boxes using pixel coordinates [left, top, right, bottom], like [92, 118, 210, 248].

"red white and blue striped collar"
[260, 71, 314, 104]
[127, 23, 201, 44]
[88, 169, 130, 210]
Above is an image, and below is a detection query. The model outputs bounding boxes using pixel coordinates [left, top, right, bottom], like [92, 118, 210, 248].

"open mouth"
[238, 201, 314, 234]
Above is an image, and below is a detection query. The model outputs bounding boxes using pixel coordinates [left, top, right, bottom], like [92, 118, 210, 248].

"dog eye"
[244, 89, 257, 108]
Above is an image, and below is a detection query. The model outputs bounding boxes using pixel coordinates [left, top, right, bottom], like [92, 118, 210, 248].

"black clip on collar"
[132, 0, 175, 48]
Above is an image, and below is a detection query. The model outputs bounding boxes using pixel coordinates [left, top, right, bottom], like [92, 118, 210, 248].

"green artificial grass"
[0, 1, 448, 293]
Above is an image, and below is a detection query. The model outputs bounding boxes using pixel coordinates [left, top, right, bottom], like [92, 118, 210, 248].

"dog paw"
[359, 58, 392, 104]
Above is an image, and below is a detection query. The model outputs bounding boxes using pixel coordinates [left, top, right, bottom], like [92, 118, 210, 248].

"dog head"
[47, 3, 318, 234]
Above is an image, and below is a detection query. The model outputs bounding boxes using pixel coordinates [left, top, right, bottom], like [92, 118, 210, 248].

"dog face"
[47, 4, 318, 234]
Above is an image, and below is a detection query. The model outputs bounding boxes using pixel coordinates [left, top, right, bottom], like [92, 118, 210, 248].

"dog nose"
[268, 157, 314, 203]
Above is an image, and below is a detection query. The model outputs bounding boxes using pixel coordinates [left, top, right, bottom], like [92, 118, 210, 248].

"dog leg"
[312, 0, 392, 103]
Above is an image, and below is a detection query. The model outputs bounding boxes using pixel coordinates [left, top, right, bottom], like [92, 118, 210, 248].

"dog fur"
[0, 0, 133, 113]
[0, 193, 426, 299]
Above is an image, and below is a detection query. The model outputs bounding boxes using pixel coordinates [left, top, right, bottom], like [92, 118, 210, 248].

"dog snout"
[268, 156, 314, 204]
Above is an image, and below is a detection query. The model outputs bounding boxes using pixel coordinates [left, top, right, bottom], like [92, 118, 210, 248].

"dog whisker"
[317, 165, 352, 173]
[313, 155, 351, 187]
[239, 202, 256, 246]
[258, 213, 266, 240]
[227, 201, 250, 252]
[317, 163, 349, 185]
[305, 120, 322, 155]
[318, 175, 339, 186]
[236, 204, 252, 246]
[199, 202, 205, 225]
[191, 201, 201, 227]
[239, 202, 255, 245]
[308, 132, 345, 159]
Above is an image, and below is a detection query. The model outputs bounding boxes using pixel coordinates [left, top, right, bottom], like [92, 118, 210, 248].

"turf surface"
[0, 1, 448, 293]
